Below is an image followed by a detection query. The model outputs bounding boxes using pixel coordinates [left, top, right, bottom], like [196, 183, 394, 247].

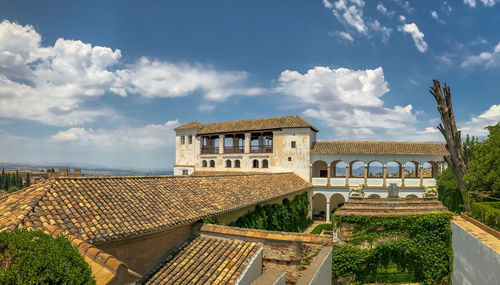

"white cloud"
[339, 31, 354, 42]
[0, 20, 261, 126]
[431, 11, 445, 23]
[461, 41, 500, 67]
[399, 23, 428, 53]
[51, 120, 179, 149]
[399, 15, 406, 22]
[370, 20, 392, 42]
[436, 54, 452, 64]
[277, 66, 419, 139]
[464, 0, 476, 7]
[481, 0, 496, 6]
[377, 3, 395, 17]
[198, 104, 215, 112]
[460, 105, 500, 136]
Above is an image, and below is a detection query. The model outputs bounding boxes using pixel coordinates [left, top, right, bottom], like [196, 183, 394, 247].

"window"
[210, 160, 215, 168]
[188, 135, 193, 144]
[288, 157, 292, 161]
[252, 159, 259, 168]
[262, 159, 269, 168]
[234, 160, 240, 168]
[226, 160, 232, 168]
[181, 136, 186, 145]
[291, 141, 296, 148]
[182, 170, 188, 175]
[202, 160, 207, 168]
[319, 170, 328, 177]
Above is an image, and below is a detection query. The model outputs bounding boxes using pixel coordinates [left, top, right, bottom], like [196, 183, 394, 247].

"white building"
[174, 115, 447, 221]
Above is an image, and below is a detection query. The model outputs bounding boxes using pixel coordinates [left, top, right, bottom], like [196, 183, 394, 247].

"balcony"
[201, 146, 219, 154]
[250, 144, 273, 153]
[223, 146, 245, 154]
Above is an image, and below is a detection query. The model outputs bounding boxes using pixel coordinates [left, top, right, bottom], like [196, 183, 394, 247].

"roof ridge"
[316, 140, 446, 144]
[200, 115, 302, 126]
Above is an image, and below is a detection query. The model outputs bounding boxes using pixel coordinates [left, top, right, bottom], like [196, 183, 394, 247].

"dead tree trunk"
[429, 79, 470, 211]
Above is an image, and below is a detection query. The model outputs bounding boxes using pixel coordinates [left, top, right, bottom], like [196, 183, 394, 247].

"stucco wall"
[214, 189, 310, 225]
[451, 221, 500, 285]
[236, 247, 263, 285]
[296, 247, 332, 285]
[94, 223, 194, 274]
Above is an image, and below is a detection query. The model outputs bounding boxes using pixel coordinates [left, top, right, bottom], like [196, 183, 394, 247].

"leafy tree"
[464, 124, 500, 193]
[436, 167, 464, 213]
[24, 172, 31, 188]
[0, 229, 95, 284]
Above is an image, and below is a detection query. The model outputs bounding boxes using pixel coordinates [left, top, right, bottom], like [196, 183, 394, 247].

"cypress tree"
[0, 169, 3, 190]
[25, 172, 31, 188]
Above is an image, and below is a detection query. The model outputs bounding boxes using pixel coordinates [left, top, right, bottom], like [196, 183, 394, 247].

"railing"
[200, 146, 219, 154]
[468, 191, 500, 232]
[223, 146, 244, 153]
[250, 144, 273, 153]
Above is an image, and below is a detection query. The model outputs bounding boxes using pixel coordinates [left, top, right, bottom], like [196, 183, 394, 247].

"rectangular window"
[291, 141, 296, 148]
[182, 170, 188, 175]
[181, 136, 185, 145]
[288, 157, 292, 161]
[188, 135, 193, 144]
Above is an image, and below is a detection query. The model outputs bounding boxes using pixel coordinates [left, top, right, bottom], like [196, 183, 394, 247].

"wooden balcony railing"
[201, 146, 219, 154]
[250, 144, 273, 153]
[223, 146, 245, 153]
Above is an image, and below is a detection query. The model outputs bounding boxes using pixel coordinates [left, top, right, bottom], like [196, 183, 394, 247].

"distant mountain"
[0, 162, 173, 176]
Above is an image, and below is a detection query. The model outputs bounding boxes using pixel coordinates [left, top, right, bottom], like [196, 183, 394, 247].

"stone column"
[382, 165, 387, 187]
[345, 165, 349, 186]
[219, 135, 224, 154]
[364, 164, 368, 185]
[309, 164, 313, 183]
[244, 133, 251, 153]
[326, 201, 331, 222]
[401, 165, 406, 187]
[419, 165, 424, 187]
[327, 165, 331, 186]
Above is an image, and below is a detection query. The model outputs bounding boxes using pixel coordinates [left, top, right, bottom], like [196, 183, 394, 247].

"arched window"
[368, 161, 383, 178]
[386, 161, 401, 178]
[226, 160, 232, 168]
[202, 160, 207, 168]
[350, 161, 365, 177]
[262, 159, 269, 168]
[252, 159, 259, 168]
[210, 160, 215, 168]
[234, 160, 241, 168]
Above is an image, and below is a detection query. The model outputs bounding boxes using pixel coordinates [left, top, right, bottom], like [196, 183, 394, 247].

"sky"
[0, 0, 499, 170]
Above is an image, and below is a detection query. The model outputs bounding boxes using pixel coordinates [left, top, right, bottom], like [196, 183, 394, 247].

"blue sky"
[0, 0, 499, 169]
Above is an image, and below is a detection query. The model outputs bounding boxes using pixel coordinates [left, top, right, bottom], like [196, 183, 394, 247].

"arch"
[367, 161, 383, 178]
[262, 159, 269, 168]
[349, 160, 365, 177]
[422, 161, 438, 178]
[331, 161, 347, 177]
[234, 160, 241, 168]
[386, 161, 401, 178]
[312, 160, 328, 178]
[406, 194, 419, 199]
[404, 161, 418, 178]
[368, 194, 381, 199]
[225, 159, 232, 168]
[312, 193, 327, 220]
[252, 159, 259, 168]
[330, 194, 346, 211]
[202, 160, 208, 168]
[209, 160, 215, 168]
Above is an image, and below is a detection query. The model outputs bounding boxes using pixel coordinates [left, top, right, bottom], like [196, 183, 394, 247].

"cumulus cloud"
[464, 0, 476, 7]
[276, 66, 418, 139]
[431, 11, 445, 23]
[0, 20, 260, 126]
[339, 31, 354, 42]
[376, 3, 395, 17]
[51, 120, 179, 148]
[464, 0, 498, 7]
[399, 23, 428, 53]
[461, 41, 500, 67]
[460, 104, 500, 136]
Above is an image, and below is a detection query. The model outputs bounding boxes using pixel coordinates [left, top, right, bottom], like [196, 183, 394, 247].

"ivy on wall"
[332, 213, 452, 285]
[228, 192, 310, 232]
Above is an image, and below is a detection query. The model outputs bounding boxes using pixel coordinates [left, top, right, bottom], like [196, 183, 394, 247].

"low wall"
[237, 247, 264, 285]
[251, 269, 286, 285]
[296, 247, 332, 285]
[451, 220, 500, 285]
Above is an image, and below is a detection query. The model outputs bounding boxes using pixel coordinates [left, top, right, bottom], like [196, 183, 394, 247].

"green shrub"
[436, 167, 464, 213]
[6, 186, 18, 193]
[0, 229, 95, 284]
[332, 213, 452, 285]
[310, 223, 333, 234]
[229, 192, 310, 232]
[470, 201, 500, 231]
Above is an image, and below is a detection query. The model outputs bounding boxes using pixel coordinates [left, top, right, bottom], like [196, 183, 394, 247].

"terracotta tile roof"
[334, 198, 449, 217]
[0, 190, 9, 198]
[174, 121, 203, 131]
[43, 224, 141, 285]
[201, 224, 333, 246]
[0, 173, 310, 243]
[176, 115, 318, 135]
[191, 171, 264, 176]
[143, 235, 262, 284]
[311, 141, 448, 155]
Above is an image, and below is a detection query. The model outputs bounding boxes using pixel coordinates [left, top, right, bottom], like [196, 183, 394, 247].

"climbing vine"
[229, 192, 310, 232]
[332, 213, 452, 285]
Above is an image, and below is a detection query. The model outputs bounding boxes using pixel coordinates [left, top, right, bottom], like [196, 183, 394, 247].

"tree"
[0, 229, 95, 284]
[464, 123, 500, 193]
[429, 80, 470, 211]
[25, 172, 31, 188]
